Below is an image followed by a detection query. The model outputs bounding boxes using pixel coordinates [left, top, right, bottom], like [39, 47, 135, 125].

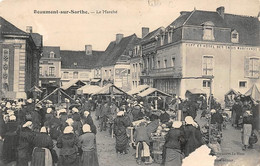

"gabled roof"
[0, 17, 28, 36]
[95, 34, 138, 67]
[42, 46, 61, 59]
[30, 33, 43, 48]
[61, 50, 103, 69]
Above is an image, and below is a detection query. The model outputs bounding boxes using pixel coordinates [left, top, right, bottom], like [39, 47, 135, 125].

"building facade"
[39, 46, 61, 89]
[95, 34, 140, 91]
[60, 45, 103, 85]
[0, 18, 42, 99]
[138, 7, 260, 104]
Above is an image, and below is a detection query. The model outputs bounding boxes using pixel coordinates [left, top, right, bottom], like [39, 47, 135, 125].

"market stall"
[137, 87, 171, 110]
[224, 89, 239, 109]
[61, 79, 86, 97]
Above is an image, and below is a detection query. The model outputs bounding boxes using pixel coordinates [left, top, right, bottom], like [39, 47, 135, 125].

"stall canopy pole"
[36, 88, 60, 105]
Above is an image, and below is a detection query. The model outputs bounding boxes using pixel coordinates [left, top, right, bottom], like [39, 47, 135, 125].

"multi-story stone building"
[0, 17, 42, 99]
[60, 45, 103, 85]
[39, 46, 61, 90]
[95, 34, 140, 91]
[139, 6, 260, 104]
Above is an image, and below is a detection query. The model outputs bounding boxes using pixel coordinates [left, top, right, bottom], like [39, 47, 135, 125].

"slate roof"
[30, 33, 43, 48]
[0, 16, 28, 36]
[169, 12, 192, 28]
[184, 10, 227, 27]
[61, 50, 104, 69]
[42, 46, 61, 59]
[95, 34, 138, 67]
[224, 14, 260, 46]
[167, 8, 260, 46]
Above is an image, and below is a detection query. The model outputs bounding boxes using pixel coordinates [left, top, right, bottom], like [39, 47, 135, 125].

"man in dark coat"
[99, 101, 110, 131]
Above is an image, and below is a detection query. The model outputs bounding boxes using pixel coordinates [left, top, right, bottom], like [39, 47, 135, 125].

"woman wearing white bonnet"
[164, 121, 185, 166]
[22, 121, 33, 128]
[117, 111, 124, 117]
[17, 121, 34, 165]
[9, 115, 16, 121]
[184, 116, 203, 157]
[31, 126, 55, 165]
[57, 126, 79, 165]
[78, 124, 99, 166]
[2, 113, 19, 163]
[66, 118, 74, 126]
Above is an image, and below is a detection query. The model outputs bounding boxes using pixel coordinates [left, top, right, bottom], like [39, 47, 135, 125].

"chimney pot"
[216, 6, 225, 19]
[116, 34, 124, 44]
[85, 45, 92, 56]
[142, 27, 149, 38]
[26, 26, 33, 33]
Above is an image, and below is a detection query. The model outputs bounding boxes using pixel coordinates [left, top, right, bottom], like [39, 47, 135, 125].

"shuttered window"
[245, 57, 259, 78]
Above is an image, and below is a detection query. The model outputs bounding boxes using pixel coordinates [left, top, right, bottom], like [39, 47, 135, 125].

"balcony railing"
[39, 74, 58, 78]
[141, 67, 182, 78]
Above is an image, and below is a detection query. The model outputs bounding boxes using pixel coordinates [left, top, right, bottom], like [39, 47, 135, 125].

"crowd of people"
[0, 98, 99, 166]
[0, 93, 258, 166]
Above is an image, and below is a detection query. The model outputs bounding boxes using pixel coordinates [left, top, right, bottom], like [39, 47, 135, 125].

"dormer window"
[160, 34, 165, 46]
[231, 30, 239, 43]
[50, 51, 55, 58]
[74, 62, 78, 66]
[202, 21, 215, 41]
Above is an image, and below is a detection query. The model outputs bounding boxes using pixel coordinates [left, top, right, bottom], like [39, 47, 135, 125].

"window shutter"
[244, 56, 250, 77]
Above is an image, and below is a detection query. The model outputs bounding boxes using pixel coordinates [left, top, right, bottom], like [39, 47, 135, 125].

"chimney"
[116, 34, 123, 44]
[142, 27, 149, 38]
[26, 26, 33, 33]
[216, 6, 225, 19]
[85, 45, 92, 56]
[180, 11, 189, 16]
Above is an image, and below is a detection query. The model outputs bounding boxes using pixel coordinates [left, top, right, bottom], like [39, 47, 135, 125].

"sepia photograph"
[0, 0, 259, 165]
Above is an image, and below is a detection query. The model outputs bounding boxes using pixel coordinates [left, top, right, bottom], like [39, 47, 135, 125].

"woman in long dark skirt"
[2, 115, 19, 164]
[78, 124, 99, 166]
[17, 121, 35, 166]
[113, 111, 131, 154]
[31, 126, 57, 166]
[164, 121, 185, 166]
[57, 126, 79, 166]
[183, 116, 203, 157]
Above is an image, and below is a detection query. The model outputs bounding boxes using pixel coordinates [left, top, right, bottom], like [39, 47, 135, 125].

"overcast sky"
[0, 0, 259, 51]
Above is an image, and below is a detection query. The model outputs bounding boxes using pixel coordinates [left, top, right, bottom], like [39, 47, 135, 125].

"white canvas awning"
[127, 85, 150, 95]
[137, 88, 171, 97]
[77, 85, 102, 94]
[61, 79, 86, 90]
